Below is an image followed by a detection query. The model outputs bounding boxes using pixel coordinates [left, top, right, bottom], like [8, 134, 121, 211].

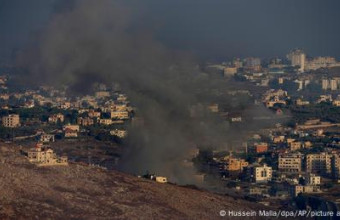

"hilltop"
[0, 143, 268, 220]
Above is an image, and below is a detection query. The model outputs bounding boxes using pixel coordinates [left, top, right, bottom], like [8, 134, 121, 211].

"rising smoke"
[17, 0, 277, 184]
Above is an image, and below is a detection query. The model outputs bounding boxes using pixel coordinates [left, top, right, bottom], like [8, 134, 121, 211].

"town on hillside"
[2, 49, 340, 210]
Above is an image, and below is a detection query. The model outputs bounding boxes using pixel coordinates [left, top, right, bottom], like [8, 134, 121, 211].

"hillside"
[0, 143, 269, 220]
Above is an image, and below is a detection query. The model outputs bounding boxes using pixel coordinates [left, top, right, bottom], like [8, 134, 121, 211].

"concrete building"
[265, 96, 286, 108]
[99, 119, 113, 125]
[110, 111, 129, 120]
[63, 124, 80, 132]
[232, 58, 243, 69]
[278, 77, 284, 84]
[40, 134, 55, 143]
[2, 114, 20, 128]
[330, 79, 338, 91]
[332, 154, 340, 180]
[208, 104, 219, 113]
[117, 94, 128, 102]
[306, 153, 332, 175]
[286, 138, 295, 145]
[60, 101, 71, 109]
[304, 141, 313, 149]
[322, 79, 329, 90]
[305, 174, 321, 185]
[224, 156, 249, 173]
[317, 95, 333, 103]
[110, 129, 127, 138]
[296, 99, 310, 106]
[230, 116, 242, 122]
[145, 174, 168, 184]
[245, 57, 261, 67]
[223, 67, 238, 77]
[322, 78, 339, 91]
[247, 186, 270, 197]
[305, 56, 340, 71]
[114, 104, 128, 112]
[88, 110, 101, 118]
[252, 164, 272, 183]
[27, 143, 68, 166]
[294, 80, 304, 91]
[64, 128, 78, 138]
[273, 136, 285, 143]
[289, 141, 302, 151]
[63, 124, 79, 138]
[333, 99, 340, 107]
[48, 113, 64, 123]
[95, 91, 110, 98]
[287, 49, 306, 73]
[77, 117, 94, 126]
[244, 57, 261, 72]
[291, 185, 321, 197]
[252, 143, 268, 154]
[278, 153, 302, 173]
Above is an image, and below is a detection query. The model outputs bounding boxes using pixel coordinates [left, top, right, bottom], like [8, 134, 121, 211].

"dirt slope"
[0, 144, 269, 220]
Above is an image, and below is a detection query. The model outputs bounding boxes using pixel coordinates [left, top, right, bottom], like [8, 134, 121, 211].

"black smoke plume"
[17, 0, 277, 184]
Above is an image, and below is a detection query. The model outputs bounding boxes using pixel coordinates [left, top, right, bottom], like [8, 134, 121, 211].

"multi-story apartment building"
[244, 57, 261, 72]
[48, 113, 65, 123]
[110, 111, 129, 120]
[287, 49, 306, 73]
[88, 110, 101, 118]
[305, 56, 340, 71]
[224, 156, 249, 173]
[278, 153, 303, 173]
[77, 117, 94, 126]
[306, 152, 332, 175]
[289, 141, 302, 151]
[332, 154, 340, 180]
[2, 114, 20, 128]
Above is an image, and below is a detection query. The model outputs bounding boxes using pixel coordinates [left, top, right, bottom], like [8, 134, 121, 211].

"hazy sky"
[1, 0, 340, 63]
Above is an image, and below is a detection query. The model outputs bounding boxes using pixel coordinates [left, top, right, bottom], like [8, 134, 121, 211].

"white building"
[27, 143, 68, 166]
[278, 153, 302, 173]
[2, 114, 20, 128]
[253, 164, 272, 183]
[110, 129, 127, 138]
[287, 49, 306, 73]
[110, 111, 129, 120]
[322, 79, 329, 90]
[306, 56, 340, 71]
[305, 174, 321, 185]
[330, 79, 338, 91]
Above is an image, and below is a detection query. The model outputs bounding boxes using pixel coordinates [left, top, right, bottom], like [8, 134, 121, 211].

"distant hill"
[0, 143, 269, 219]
